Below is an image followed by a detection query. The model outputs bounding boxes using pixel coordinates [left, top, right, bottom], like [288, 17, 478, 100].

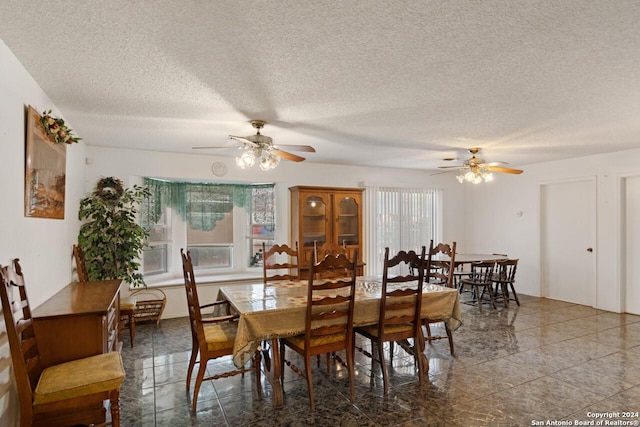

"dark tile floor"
[118, 294, 640, 426]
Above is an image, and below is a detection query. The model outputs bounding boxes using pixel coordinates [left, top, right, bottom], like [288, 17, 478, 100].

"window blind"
[364, 186, 442, 276]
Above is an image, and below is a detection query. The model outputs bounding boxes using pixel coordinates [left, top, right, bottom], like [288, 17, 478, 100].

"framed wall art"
[24, 105, 67, 219]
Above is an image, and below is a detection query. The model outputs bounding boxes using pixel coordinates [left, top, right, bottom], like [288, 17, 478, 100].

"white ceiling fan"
[193, 120, 315, 170]
[435, 148, 523, 183]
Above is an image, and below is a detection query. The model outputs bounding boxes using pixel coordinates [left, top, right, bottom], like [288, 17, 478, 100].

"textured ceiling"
[2, 1, 640, 172]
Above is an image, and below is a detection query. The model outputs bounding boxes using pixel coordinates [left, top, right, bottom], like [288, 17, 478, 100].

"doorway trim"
[617, 172, 640, 314]
[539, 175, 597, 306]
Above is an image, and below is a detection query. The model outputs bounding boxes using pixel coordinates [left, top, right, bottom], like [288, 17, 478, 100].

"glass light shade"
[457, 168, 493, 184]
[259, 153, 280, 171]
[235, 150, 255, 169]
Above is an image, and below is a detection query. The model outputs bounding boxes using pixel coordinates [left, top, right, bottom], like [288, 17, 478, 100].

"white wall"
[463, 149, 640, 312]
[0, 40, 87, 426]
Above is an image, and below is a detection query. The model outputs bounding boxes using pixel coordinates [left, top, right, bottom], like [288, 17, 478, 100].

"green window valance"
[141, 178, 274, 231]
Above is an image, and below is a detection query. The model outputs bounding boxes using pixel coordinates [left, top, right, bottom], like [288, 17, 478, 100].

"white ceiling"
[2, 1, 640, 173]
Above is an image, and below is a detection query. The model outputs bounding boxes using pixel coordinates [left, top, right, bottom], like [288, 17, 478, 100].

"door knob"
[587, 248, 593, 252]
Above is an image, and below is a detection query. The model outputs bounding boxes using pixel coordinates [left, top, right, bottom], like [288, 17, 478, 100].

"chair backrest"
[180, 249, 205, 348]
[305, 250, 358, 348]
[0, 259, 43, 423]
[73, 244, 89, 281]
[263, 242, 299, 282]
[378, 246, 426, 337]
[495, 258, 518, 282]
[469, 261, 495, 283]
[427, 240, 457, 288]
[314, 241, 346, 260]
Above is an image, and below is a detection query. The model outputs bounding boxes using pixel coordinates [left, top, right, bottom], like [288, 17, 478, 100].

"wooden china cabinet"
[289, 186, 364, 277]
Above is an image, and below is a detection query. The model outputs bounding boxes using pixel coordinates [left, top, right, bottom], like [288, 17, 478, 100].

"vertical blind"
[364, 185, 442, 275]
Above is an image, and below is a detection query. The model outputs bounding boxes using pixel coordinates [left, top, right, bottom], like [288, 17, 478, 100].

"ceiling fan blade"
[483, 161, 508, 167]
[192, 146, 235, 149]
[486, 166, 523, 174]
[438, 165, 464, 169]
[431, 169, 457, 176]
[272, 149, 305, 162]
[229, 135, 258, 147]
[273, 144, 316, 152]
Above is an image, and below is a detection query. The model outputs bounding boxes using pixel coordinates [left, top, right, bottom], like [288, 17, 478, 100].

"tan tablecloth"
[218, 279, 462, 367]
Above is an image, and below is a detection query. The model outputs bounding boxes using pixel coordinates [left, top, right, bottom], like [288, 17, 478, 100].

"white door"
[541, 179, 596, 306]
[624, 176, 640, 314]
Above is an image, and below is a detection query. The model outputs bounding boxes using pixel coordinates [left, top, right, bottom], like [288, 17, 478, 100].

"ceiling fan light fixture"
[457, 167, 494, 184]
[442, 148, 522, 183]
[259, 153, 280, 171]
[235, 150, 256, 169]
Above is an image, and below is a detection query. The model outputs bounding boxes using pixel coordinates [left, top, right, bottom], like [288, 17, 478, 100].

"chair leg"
[475, 285, 482, 312]
[445, 323, 455, 355]
[487, 285, 498, 309]
[304, 355, 315, 411]
[192, 361, 208, 412]
[377, 338, 389, 394]
[109, 389, 121, 427]
[414, 332, 426, 386]
[424, 321, 432, 339]
[347, 344, 355, 402]
[510, 283, 520, 306]
[186, 338, 198, 392]
[252, 350, 262, 396]
[501, 283, 509, 307]
[280, 342, 286, 383]
[128, 312, 135, 347]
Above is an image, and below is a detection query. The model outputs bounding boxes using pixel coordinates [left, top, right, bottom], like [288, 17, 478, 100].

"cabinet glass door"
[336, 196, 359, 246]
[302, 195, 327, 248]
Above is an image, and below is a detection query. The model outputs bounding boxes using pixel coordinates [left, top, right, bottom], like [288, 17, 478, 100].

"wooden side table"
[32, 279, 122, 369]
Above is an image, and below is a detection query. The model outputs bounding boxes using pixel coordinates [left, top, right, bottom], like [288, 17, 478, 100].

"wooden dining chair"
[313, 241, 349, 279]
[180, 249, 262, 412]
[72, 243, 89, 282]
[492, 258, 520, 307]
[354, 246, 427, 394]
[1, 259, 125, 427]
[459, 261, 497, 311]
[262, 242, 299, 282]
[279, 250, 358, 410]
[73, 244, 137, 347]
[424, 240, 457, 355]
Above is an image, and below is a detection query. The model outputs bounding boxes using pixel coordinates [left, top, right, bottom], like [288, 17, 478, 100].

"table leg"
[261, 338, 284, 407]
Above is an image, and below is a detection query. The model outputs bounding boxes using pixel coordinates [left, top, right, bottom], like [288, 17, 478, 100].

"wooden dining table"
[218, 278, 462, 407]
[432, 253, 509, 287]
[433, 253, 509, 264]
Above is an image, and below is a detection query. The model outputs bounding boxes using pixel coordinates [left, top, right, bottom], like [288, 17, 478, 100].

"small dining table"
[433, 253, 508, 265]
[218, 278, 462, 407]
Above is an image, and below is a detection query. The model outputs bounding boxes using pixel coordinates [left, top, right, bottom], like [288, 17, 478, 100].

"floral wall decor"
[39, 109, 82, 144]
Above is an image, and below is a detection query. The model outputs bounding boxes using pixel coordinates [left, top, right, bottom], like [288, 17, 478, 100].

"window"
[364, 186, 442, 275]
[187, 211, 233, 269]
[141, 179, 275, 276]
[142, 209, 171, 275]
[248, 186, 276, 266]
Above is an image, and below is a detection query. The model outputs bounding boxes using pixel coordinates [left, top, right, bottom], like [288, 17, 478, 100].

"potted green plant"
[78, 177, 150, 287]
